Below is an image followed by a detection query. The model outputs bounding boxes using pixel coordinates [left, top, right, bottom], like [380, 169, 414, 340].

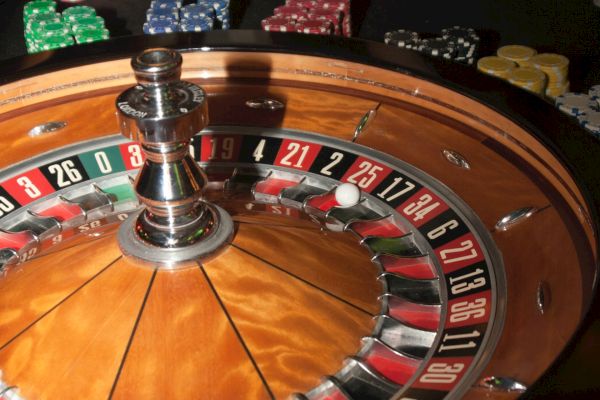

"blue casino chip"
[150, 0, 182, 10]
[143, 19, 179, 34]
[210, 0, 229, 11]
[180, 4, 214, 19]
[181, 15, 213, 24]
[147, 13, 178, 23]
[146, 7, 179, 21]
[180, 17, 213, 32]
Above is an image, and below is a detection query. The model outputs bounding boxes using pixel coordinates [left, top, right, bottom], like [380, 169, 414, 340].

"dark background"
[0, 0, 599, 398]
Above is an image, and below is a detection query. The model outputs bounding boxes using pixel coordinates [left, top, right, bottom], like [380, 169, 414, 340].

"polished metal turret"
[116, 48, 233, 267]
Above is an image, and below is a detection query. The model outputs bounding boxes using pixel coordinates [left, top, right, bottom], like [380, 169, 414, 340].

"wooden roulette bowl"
[0, 32, 597, 399]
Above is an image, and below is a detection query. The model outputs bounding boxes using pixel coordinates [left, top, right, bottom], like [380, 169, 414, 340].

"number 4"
[253, 139, 266, 162]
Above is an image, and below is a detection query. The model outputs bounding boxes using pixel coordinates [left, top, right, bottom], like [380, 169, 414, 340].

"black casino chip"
[384, 29, 420, 48]
[418, 37, 457, 59]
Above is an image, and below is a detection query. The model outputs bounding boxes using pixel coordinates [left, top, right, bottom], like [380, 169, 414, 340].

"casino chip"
[143, 19, 179, 34]
[261, 16, 296, 32]
[441, 25, 479, 45]
[70, 15, 106, 34]
[74, 27, 109, 43]
[23, 0, 57, 21]
[180, 16, 213, 32]
[61, 5, 96, 22]
[507, 67, 547, 95]
[497, 45, 537, 67]
[295, 19, 332, 35]
[180, 4, 214, 19]
[262, 0, 351, 36]
[146, 6, 179, 21]
[384, 29, 419, 47]
[418, 37, 457, 59]
[26, 12, 62, 33]
[555, 93, 598, 117]
[143, 0, 230, 34]
[477, 56, 517, 79]
[577, 109, 600, 135]
[23, 1, 109, 53]
[589, 85, 600, 106]
[531, 53, 569, 88]
[151, 0, 183, 9]
[383, 26, 477, 64]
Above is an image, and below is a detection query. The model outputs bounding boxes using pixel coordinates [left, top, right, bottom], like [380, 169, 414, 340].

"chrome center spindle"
[115, 48, 233, 267]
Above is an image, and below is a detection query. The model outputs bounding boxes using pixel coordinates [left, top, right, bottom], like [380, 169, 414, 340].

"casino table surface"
[0, 1, 599, 400]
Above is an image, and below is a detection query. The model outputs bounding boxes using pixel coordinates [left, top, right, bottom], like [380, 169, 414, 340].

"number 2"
[320, 152, 344, 176]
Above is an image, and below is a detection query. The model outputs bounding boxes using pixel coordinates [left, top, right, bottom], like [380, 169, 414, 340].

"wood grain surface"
[202, 246, 375, 399]
[111, 267, 271, 400]
[0, 234, 121, 347]
[355, 103, 550, 230]
[0, 256, 152, 400]
[233, 223, 381, 315]
[480, 206, 585, 386]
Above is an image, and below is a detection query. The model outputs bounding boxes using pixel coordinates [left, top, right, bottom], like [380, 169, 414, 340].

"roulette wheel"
[0, 31, 598, 399]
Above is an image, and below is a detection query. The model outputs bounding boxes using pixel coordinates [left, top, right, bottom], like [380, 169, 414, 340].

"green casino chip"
[62, 5, 96, 22]
[32, 21, 70, 39]
[25, 10, 60, 25]
[74, 27, 110, 44]
[25, 13, 62, 32]
[23, 0, 56, 21]
[70, 16, 106, 33]
[38, 34, 75, 50]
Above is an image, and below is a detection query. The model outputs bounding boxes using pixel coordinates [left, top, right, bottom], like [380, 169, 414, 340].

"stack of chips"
[23, 1, 109, 54]
[261, 0, 352, 37]
[384, 29, 419, 50]
[531, 53, 570, 99]
[143, 0, 230, 35]
[144, 0, 181, 34]
[496, 45, 547, 95]
[554, 86, 600, 137]
[494, 45, 570, 98]
[506, 67, 547, 95]
[476, 56, 517, 79]
[63, 6, 109, 44]
[497, 45, 537, 67]
[383, 26, 479, 65]
[418, 37, 458, 60]
[179, 3, 214, 33]
[441, 26, 479, 64]
[23, 1, 72, 53]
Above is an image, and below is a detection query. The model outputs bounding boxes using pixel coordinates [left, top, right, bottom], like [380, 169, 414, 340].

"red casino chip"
[273, 5, 310, 20]
[261, 17, 296, 32]
[295, 19, 333, 34]
[307, 8, 342, 23]
[286, 0, 318, 8]
[311, 0, 349, 11]
[306, 9, 342, 34]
